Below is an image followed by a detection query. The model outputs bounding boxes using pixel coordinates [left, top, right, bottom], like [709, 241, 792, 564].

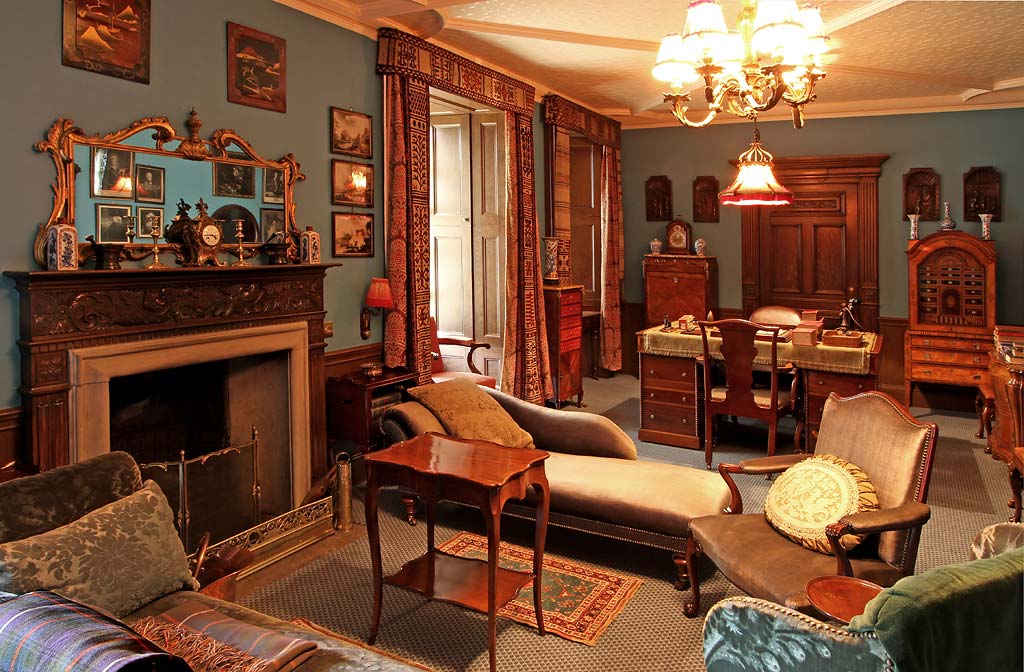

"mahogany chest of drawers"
[642, 254, 718, 327]
[637, 354, 701, 449]
[904, 231, 996, 404]
[544, 285, 583, 406]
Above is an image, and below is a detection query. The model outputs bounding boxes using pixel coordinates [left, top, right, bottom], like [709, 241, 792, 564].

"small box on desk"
[792, 310, 824, 346]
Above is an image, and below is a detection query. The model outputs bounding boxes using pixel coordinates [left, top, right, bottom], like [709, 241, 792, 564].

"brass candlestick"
[125, 216, 137, 244]
[146, 218, 167, 269]
[231, 220, 249, 267]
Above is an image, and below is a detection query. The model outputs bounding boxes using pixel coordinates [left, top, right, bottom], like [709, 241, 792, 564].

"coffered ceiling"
[276, 0, 1024, 127]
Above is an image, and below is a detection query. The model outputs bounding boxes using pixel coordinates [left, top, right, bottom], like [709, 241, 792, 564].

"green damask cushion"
[764, 454, 880, 554]
[0, 480, 198, 617]
[408, 379, 534, 449]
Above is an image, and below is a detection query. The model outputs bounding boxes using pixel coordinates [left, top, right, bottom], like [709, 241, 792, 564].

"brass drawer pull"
[973, 357, 982, 364]
[973, 343, 981, 350]
[650, 414, 656, 420]
[924, 353, 932, 360]
[922, 369, 932, 375]
[973, 373, 982, 381]
[924, 339, 931, 346]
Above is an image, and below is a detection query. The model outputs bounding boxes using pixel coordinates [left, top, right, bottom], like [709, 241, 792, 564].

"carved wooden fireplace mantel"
[5, 264, 337, 481]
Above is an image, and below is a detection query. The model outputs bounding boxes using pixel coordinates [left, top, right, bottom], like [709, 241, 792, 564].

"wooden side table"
[326, 367, 416, 463]
[805, 575, 883, 624]
[365, 433, 550, 672]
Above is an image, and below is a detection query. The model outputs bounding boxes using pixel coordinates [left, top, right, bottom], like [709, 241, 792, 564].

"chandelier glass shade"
[719, 125, 793, 207]
[653, 0, 830, 129]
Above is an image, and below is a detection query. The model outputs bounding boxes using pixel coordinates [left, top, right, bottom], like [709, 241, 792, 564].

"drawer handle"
[817, 380, 825, 386]
[673, 277, 679, 284]
[857, 384, 864, 390]
[681, 418, 688, 425]
[924, 339, 931, 346]
[973, 343, 981, 350]
[973, 374, 982, 381]
[650, 414, 656, 420]
[649, 392, 656, 398]
[973, 357, 982, 364]
[924, 353, 932, 360]
[922, 369, 932, 376]
[649, 369, 655, 375]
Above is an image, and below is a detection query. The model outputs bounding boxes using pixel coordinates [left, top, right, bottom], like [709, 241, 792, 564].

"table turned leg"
[365, 469, 383, 645]
[484, 494, 501, 672]
[531, 476, 549, 637]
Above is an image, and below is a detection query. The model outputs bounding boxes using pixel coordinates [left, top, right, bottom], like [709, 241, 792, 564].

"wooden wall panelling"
[876, 316, 908, 399]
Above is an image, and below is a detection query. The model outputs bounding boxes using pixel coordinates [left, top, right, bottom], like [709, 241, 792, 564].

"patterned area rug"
[436, 532, 643, 646]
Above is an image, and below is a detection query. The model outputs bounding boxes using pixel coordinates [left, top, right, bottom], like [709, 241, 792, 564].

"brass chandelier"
[652, 0, 831, 129]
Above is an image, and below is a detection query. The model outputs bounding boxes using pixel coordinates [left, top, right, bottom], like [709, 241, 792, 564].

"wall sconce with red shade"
[360, 277, 394, 340]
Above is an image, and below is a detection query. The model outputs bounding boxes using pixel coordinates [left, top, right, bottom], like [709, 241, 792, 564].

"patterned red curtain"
[501, 111, 553, 404]
[600, 145, 624, 371]
[382, 74, 432, 384]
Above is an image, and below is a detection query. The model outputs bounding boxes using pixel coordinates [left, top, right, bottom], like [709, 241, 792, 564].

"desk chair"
[698, 319, 799, 470]
[429, 317, 496, 388]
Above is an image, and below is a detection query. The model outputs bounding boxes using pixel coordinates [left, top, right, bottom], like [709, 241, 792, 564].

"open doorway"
[428, 91, 507, 381]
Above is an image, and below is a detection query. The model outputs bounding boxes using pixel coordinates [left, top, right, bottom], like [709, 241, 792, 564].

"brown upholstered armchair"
[680, 391, 937, 617]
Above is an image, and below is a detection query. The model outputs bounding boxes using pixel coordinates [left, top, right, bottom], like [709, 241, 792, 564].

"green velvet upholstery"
[848, 548, 1024, 672]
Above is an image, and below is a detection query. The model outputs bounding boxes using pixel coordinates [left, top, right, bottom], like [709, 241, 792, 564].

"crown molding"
[443, 18, 659, 51]
[274, 0, 378, 40]
[962, 77, 1024, 102]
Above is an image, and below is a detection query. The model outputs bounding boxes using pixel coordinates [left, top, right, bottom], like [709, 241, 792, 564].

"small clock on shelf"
[665, 219, 692, 254]
[172, 199, 224, 267]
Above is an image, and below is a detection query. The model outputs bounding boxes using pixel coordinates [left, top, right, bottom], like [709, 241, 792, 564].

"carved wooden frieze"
[963, 166, 1001, 222]
[542, 94, 621, 148]
[903, 168, 940, 221]
[29, 279, 322, 338]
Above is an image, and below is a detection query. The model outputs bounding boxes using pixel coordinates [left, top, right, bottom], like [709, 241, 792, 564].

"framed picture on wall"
[331, 160, 373, 207]
[91, 147, 134, 199]
[135, 164, 164, 203]
[330, 107, 372, 159]
[62, 0, 152, 84]
[227, 22, 286, 113]
[261, 208, 286, 242]
[95, 203, 132, 242]
[213, 162, 256, 198]
[263, 168, 285, 203]
[332, 213, 373, 257]
[136, 206, 164, 236]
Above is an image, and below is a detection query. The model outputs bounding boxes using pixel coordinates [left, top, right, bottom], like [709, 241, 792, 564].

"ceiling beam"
[358, 0, 482, 20]
[443, 18, 660, 52]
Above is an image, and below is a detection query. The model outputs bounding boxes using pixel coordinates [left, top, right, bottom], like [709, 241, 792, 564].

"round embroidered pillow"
[764, 454, 880, 554]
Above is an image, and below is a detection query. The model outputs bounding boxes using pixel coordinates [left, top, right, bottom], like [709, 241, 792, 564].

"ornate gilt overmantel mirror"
[33, 109, 305, 268]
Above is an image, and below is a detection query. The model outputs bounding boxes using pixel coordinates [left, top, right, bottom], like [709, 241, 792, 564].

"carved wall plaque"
[645, 175, 672, 221]
[963, 166, 1001, 222]
[903, 168, 940, 221]
[692, 176, 719, 223]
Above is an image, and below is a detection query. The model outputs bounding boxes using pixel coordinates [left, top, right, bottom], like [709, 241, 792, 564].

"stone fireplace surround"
[5, 265, 333, 486]
[70, 322, 310, 508]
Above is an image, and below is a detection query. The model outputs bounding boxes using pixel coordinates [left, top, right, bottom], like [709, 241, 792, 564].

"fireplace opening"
[108, 353, 293, 551]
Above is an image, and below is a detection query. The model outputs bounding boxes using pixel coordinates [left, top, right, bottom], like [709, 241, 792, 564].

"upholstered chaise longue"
[381, 383, 732, 587]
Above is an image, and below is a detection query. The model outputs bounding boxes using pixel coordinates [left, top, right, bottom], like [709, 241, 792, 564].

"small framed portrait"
[95, 203, 133, 242]
[263, 168, 285, 204]
[91, 147, 135, 199]
[330, 107, 372, 159]
[213, 162, 256, 198]
[332, 213, 373, 257]
[134, 164, 165, 204]
[227, 22, 286, 113]
[261, 208, 286, 242]
[331, 160, 373, 207]
[136, 206, 164, 236]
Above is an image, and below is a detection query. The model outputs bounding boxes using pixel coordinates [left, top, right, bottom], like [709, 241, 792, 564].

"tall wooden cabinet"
[544, 285, 583, 406]
[642, 255, 718, 327]
[905, 231, 997, 404]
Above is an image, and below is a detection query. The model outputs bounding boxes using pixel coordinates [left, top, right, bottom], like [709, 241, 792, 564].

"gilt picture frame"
[331, 160, 373, 207]
[330, 107, 373, 159]
[332, 213, 373, 258]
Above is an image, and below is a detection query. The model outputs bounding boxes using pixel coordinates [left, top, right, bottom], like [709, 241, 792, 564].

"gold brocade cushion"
[764, 454, 880, 554]
[407, 379, 534, 449]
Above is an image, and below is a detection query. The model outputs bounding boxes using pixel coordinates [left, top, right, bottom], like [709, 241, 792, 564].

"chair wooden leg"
[705, 413, 715, 470]
[767, 419, 778, 458]
[975, 392, 986, 439]
[682, 536, 702, 617]
[671, 552, 689, 590]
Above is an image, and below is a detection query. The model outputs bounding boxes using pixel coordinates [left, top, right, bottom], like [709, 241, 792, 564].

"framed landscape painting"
[332, 213, 373, 257]
[331, 160, 373, 207]
[330, 108, 372, 159]
[227, 22, 286, 113]
[62, 0, 151, 84]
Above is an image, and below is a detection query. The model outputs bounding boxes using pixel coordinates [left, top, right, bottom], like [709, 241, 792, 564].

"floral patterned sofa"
[0, 451, 423, 672]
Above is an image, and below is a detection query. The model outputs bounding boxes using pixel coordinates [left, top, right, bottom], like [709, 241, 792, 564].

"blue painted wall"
[621, 109, 1024, 324]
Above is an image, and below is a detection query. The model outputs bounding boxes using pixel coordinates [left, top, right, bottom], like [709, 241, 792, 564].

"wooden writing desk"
[637, 326, 883, 452]
[364, 433, 550, 672]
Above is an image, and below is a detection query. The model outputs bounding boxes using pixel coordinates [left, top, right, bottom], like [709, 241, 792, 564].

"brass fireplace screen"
[140, 426, 260, 552]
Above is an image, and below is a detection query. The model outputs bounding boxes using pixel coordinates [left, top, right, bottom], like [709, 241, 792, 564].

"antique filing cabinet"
[544, 285, 584, 406]
[905, 231, 997, 404]
[638, 354, 701, 449]
[643, 254, 718, 327]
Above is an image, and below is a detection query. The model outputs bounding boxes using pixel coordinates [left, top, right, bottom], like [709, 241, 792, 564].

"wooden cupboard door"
[569, 136, 602, 310]
[757, 183, 862, 321]
[471, 113, 506, 379]
[429, 113, 473, 370]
